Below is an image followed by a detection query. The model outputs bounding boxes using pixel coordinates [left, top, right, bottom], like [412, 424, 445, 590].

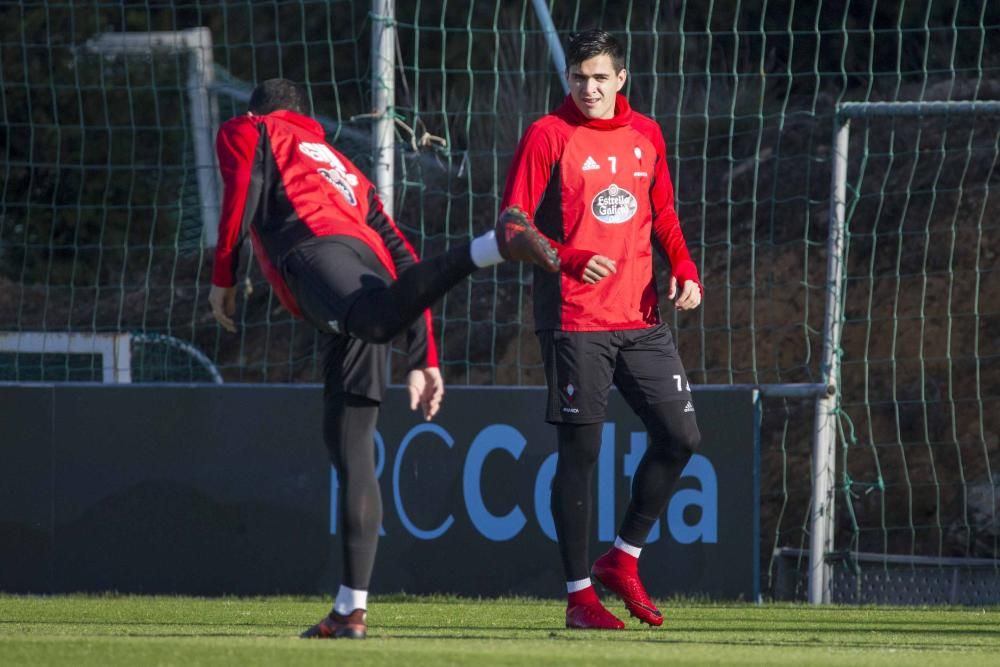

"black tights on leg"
[344, 245, 477, 343]
[324, 391, 383, 590]
[618, 400, 701, 546]
[551, 422, 603, 582]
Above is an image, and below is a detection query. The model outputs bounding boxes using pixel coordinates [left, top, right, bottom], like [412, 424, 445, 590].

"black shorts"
[283, 236, 391, 401]
[537, 324, 693, 424]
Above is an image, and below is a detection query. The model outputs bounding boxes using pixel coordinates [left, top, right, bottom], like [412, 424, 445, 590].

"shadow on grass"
[376, 632, 1000, 652]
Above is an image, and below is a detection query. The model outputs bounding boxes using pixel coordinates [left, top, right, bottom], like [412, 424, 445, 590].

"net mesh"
[837, 110, 1000, 564]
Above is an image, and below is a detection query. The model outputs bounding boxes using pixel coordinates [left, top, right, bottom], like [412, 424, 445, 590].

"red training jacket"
[212, 109, 438, 368]
[501, 95, 700, 331]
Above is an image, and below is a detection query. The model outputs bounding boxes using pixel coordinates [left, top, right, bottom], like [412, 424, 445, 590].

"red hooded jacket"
[501, 95, 700, 331]
[212, 110, 437, 367]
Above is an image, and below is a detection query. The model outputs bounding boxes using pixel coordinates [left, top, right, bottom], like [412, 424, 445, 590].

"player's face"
[568, 54, 627, 120]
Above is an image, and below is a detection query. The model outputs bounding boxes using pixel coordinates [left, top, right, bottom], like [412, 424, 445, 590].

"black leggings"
[551, 400, 701, 581]
[285, 235, 477, 342]
[292, 237, 478, 588]
[324, 391, 382, 590]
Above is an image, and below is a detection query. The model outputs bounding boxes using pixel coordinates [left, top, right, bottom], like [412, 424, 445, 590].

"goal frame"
[809, 99, 1000, 604]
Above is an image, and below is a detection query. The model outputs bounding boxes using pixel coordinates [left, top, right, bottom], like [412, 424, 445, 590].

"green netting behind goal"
[2, 1, 998, 595]
[837, 109, 1000, 562]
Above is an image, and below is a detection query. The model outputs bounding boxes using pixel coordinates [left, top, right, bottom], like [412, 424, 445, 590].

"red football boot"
[591, 548, 664, 626]
[494, 205, 560, 272]
[300, 608, 367, 639]
[564, 586, 625, 630]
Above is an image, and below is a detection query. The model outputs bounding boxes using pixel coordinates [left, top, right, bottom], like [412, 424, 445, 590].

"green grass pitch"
[2, 595, 999, 666]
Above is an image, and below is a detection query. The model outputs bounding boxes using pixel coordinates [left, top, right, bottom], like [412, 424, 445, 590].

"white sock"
[614, 536, 642, 558]
[470, 230, 504, 268]
[566, 578, 592, 593]
[334, 585, 368, 615]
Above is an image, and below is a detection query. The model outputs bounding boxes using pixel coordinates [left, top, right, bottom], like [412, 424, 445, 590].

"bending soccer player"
[208, 79, 558, 640]
[500, 31, 702, 629]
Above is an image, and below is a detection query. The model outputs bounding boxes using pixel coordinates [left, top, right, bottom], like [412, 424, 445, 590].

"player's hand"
[581, 255, 617, 284]
[407, 367, 445, 421]
[209, 284, 238, 333]
[669, 276, 702, 311]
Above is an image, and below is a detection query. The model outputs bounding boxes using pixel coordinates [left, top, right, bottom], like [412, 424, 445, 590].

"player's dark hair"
[248, 78, 310, 115]
[566, 29, 625, 73]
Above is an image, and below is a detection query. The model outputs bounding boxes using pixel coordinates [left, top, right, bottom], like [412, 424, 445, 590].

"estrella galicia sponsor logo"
[299, 142, 360, 186]
[319, 168, 358, 206]
[301, 141, 360, 206]
[591, 184, 638, 224]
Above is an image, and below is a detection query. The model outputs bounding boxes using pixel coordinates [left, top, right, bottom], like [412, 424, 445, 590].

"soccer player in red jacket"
[500, 31, 703, 629]
[208, 79, 558, 639]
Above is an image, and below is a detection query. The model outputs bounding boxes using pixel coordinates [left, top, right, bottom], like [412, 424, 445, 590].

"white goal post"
[809, 99, 1000, 604]
[0, 332, 223, 384]
[85, 27, 221, 247]
[0, 332, 132, 383]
